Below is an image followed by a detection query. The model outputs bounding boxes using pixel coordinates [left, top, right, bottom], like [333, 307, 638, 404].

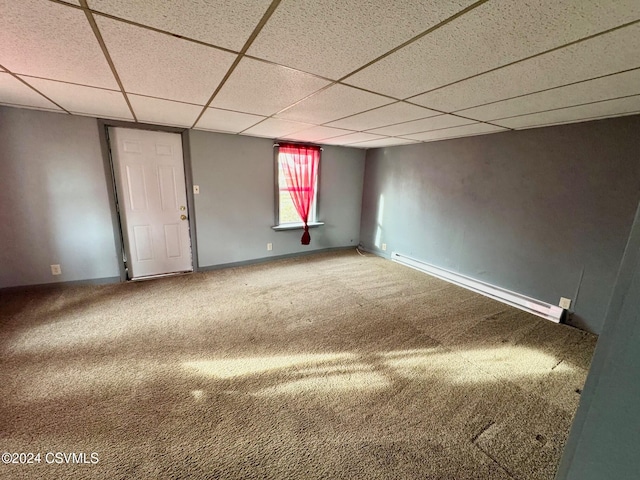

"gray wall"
[0, 106, 120, 288]
[0, 106, 365, 289]
[189, 130, 365, 267]
[360, 115, 640, 334]
[556, 198, 640, 480]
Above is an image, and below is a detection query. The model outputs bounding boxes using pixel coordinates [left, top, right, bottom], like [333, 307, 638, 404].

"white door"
[109, 127, 193, 279]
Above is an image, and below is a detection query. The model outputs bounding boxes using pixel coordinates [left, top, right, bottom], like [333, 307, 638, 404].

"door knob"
[180, 215, 187, 221]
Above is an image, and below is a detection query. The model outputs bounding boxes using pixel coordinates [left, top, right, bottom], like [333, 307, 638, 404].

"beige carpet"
[0, 250, 596, 479]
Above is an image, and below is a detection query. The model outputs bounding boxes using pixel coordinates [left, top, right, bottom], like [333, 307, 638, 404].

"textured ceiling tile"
[402, 123, 507, 141]
[320, 132, 386, 145]
[23, 77, 133, 120]
[345, 0, 640, 99]
[349, 137, 420, 149]
[368, 114, 474, 136]
[247, 0, 476, 79]
[0, 73, 62, 111]
[276, 84, 394, 124]
[326, 101, 441, 131]
[211, 58, 330, 116]
[88, 0, 271, 51]
[458, 69, 640, 121]
[97, 16, 237, 104]
[242, 118, 313, 139]
[493, 96, 640, 129]
[410, 23, 640, 112]
[128, 95, 202, 127]
[0, 0, 117, 88]
[283, 126, 354, 143]
[196, 108, 265, 133]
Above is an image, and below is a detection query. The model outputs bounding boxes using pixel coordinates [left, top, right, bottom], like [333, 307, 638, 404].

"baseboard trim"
[198, 246, 357, 272]
[0, 276, 121, 293]
[390, 251, 564, 323]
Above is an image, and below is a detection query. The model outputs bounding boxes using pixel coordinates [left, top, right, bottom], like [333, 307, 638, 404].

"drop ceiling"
[1, 0, 639, 148]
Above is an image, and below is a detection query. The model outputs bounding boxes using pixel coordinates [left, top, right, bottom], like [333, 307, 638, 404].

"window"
[274, 143, 322, 244]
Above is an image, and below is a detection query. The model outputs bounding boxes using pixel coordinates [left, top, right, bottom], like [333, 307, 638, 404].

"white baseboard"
[391, 252, 564, 323]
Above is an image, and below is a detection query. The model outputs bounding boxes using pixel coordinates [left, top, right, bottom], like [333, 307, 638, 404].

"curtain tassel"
[301, 225, 311, 245]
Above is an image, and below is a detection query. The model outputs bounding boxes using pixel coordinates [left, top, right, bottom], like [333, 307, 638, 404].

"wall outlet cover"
[559, 297, 572, 309]
[193, 185, 200, 194]
[51, 264, 62, 275]
[382, 243, 387, 251]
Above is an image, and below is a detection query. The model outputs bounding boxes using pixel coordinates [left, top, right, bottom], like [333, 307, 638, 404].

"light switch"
[193, 185, 200, 194]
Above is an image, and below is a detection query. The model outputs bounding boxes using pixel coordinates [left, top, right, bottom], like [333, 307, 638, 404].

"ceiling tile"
[88, 0, 271, 51]
[368, 114, 474, 136]
[211, 58, 330, 116]
[284, 126, 354, 143]
[276, 84, 394, 125]
[195, 108, 265, 133]
[349, 137, 420, 149]
[326, 101, 441, 131]
[247, 0, 476, 79]
[493, 96, 640, 129]
[96, 16, 237, 104]
[22, 77, 133, 120]
[0, 73, 62, 111]
[320, 132, 386, 145]
[0, 0, 117, 88]
[458, 69, 640, 121]
[242, 118, 313, 139]
[128, 95, 202, 127]
[410, 23, 640, 112]
[402, 123, 508, 142]
[344, 0, 640, 99]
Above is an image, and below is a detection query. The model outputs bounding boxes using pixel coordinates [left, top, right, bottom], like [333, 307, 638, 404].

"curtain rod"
[273, 142, 323, 151]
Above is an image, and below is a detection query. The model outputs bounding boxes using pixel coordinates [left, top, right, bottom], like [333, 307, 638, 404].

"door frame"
[97, 119, 199, 281]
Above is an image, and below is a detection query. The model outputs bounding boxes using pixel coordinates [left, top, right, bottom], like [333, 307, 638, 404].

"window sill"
[272, 222, 325, 231]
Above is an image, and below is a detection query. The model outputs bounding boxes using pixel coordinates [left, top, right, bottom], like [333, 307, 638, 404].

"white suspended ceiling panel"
[195, 108, 265, 134]
[368, 114, 475, 137]
[401, 123, 508, 142]
[128, 95, 202, 128]
[284, 125, 354, 143]
[87, 0, 272, 51]
[0, 73, 63, 111]
[0, 0, 117, 88]
[241, 118, 312, 139]
[247, 0, 477, 79]
[210, 58, 331, 116]
[96, 15, 237, 105]
[320, 132, 386, 146]
[23, 77, 132, 120]
[276, 84, 394, 125]
[327, 101, 441, 131]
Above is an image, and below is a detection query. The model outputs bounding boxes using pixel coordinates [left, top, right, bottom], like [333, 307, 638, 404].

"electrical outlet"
[559, 297, 572, 309]
[193, 185, 200, 194]
[381, 243, 387, 251]
[51, 264, 62, 275]
[267, 243, 273, 251]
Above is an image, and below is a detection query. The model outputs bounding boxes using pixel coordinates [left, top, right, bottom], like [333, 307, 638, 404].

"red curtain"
[279, 144, 320, 245]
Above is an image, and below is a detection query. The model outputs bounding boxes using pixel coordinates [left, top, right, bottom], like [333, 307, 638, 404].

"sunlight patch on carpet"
[252, 371, 391, 396]
[183, 353, 357, 379]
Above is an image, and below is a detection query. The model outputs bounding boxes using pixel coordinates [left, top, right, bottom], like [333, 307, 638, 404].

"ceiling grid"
[0, 0, 638, 148]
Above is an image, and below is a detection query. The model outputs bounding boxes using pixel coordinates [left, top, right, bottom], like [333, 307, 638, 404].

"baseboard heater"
[391, 252, 564, 323]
